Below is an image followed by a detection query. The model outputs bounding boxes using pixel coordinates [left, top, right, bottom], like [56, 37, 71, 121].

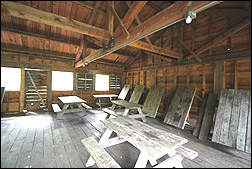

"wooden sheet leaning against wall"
[124, 57, 251, 120]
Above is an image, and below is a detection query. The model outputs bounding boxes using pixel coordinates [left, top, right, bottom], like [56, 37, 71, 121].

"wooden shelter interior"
[1, 1, 251, 168]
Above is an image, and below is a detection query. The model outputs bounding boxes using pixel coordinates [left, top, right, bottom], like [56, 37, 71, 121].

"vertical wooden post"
[82, 35, 87, 59]
[234, 60, 238, 89]
[215, 60, 223, 96]
[202, 64, 206, 98]
[122, 72, 126, 86]
[174, 67, 177, 89]
[47, 69, 52, 110]
[222, 61, 226, 89]
[151, 69, 156, 86]
[19, 68, 25, 112]
[187, 66, 190, 87]
[73, 71, 77, 95]
[108, 1, 114, 37]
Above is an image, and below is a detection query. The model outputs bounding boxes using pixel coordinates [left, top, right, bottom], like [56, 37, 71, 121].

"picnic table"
[82, 116, 198, 168]
[55, 96, 90, 119]
[93, 94, 118, 110]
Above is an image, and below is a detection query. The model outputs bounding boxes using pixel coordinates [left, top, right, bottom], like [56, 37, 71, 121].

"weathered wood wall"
[124, 57, 251, 120]
[1, 53, 123, 113]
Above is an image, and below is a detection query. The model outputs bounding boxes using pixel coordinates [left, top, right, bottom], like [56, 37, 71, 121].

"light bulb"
[186, 16, 192, 24]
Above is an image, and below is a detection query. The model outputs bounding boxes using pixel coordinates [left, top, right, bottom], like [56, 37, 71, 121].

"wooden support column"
[202, 64, 206, 98]
[174, 67, 177, 89]
[107, 1, 130, 39]
[215, 61, 224, 96]
[234, 60, 238, 89]
[151, 69, 156, 86]
[47, 69, 52, 110]
[19, 68, 25, 112]
[108, 1, 114, 36]
[187, 66, 190, 87]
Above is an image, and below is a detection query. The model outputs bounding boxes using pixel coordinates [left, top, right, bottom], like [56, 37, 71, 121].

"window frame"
[76, 73, 94, 90]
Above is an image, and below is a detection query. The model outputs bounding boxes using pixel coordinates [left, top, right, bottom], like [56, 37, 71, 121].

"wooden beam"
[108, 1, 114, 36]
[188, 17, 251, 59]
[75, 35, 84, 62]
[1, 43, 76, 60]
[1, 1, 111, 40]
[179, 40, 202, 63]
[159, 27, 175, 54]
[88, 1, 102, 26]
[19, 68, 25, 112]
[107, 1, 130, 39]
[75, 1, 220, 67]
[125, 1, 155, 52]
[1, 29, 134, 60]
[144, 51, 172, 62]
[1, 27, 80, 46]
[114, 1, 147, 38]
[128, 40, 182, 59]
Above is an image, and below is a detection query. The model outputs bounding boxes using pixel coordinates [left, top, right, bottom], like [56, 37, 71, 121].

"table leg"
[111, 103, 116, 110]
[77, 103, 86, 117]
[56, 104, 69, 119]
[98, 98, 102, 110]
[135, 151, 149, 168]
[85, 129, 113, 167]
[122, 108, 130, 116]
[137, 107, 147, 122]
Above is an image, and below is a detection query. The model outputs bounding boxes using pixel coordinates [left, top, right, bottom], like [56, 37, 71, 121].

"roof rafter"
[75, 1, 222, 68]
[1, 1, 112, 40]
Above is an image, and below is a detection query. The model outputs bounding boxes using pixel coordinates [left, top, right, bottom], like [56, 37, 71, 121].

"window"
[110, 76, 121, 89]
[52, 71, 73, 90]
[76, 73, 94, 90]
[1, 67, 21, 91]
[95, 74, 109, 91]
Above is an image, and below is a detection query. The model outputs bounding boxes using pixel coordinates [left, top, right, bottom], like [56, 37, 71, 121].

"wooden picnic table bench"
[55, 96, 91, 119]
[83, 116, 198, 168]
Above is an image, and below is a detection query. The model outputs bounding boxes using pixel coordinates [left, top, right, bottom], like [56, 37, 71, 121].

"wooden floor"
[1, 108, 251, 168]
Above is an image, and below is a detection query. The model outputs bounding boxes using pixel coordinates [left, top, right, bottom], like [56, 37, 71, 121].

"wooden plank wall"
[124, 57, 251, 121]
[1, 52, 123, 113]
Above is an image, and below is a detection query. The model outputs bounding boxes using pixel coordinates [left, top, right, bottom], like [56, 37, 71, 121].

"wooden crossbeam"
[159, 27, 176, 54]
[107, 1, 130, 39]
[89, 1, 102, 26]
[1, 1, 111, 40]
[27, 71, 47, 108]
[114, 1, 147, 38]
[179, 40, 202, 63]
[75, 1, 220, 67]
[125, 1, 155, 52]
[188, 18, 251, 60]
[108, 1, 114, 36]
[144, 51, 172, 62]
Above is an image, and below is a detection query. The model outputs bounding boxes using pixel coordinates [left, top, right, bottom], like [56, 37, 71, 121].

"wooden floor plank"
[1, 109, 251, 168]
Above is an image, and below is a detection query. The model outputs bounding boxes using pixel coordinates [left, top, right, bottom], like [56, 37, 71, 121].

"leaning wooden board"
[142, 85, 165, 118]
[212, 89, 251, 154]
[163, 87, 196, 129]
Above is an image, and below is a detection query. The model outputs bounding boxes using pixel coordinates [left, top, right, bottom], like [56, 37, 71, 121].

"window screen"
[76, 73, 94, 90]
[110, 76, 121, 89]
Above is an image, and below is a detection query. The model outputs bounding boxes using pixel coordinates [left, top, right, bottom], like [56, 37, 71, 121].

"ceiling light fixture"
[185, 9, 196, 24]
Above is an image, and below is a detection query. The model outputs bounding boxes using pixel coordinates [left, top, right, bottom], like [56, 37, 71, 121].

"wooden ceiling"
[1, 1, 251, 68]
